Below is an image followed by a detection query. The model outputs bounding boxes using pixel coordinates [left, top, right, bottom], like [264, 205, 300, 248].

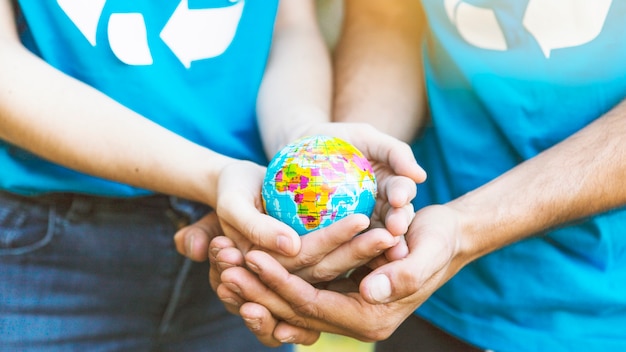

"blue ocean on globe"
[262, 135, 377, 235]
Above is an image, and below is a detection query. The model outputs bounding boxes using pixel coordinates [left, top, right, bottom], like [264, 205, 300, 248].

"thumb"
[359, 246, 449, 304]
[174, 211, 223, 262]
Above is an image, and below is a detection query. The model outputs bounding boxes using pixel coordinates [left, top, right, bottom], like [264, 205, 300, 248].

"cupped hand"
[299, 122, 426, 234]
[214, 159, 404, 283]
[193, 124, 426, 267]
[218, 204, 472, 343]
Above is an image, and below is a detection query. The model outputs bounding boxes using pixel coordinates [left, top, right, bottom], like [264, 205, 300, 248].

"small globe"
[262, 135, 377, 235]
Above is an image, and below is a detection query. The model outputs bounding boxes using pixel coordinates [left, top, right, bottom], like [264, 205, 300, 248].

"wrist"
[266, 107, 330, 157]
[445, 192, 521, 266]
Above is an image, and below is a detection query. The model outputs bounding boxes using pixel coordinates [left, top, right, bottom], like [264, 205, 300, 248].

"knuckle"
[282, 311, 312, 330]
[292, 299, 322, 319]
[294, 251, 320, 268]
[308, 266, 337, 283]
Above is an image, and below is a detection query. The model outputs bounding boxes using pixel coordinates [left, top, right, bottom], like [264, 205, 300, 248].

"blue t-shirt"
[2, 0, 278, 196]
[414, 1, 626, 350]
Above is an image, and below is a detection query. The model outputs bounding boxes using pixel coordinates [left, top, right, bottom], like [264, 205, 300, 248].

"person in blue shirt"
[0, 0, 425, 350]
[204, 0, 626, 350]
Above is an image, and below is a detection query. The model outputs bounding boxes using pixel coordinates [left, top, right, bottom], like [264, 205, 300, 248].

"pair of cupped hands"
[174, 123, 467, 347]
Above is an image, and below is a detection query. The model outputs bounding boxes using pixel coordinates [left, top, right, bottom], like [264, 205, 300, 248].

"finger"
[220, 267, 305, 329]
[360, 229, 452, 304]
[239, 302, 283, 347]
[209, 236, 245, 276]
[216, 283, 244, 316]
[209, 263, 221, 292]
[219, 203, 301, 257]
[217, 164, 301, 256]
[239, 302, 322, 346]
[295, 227, 399, 283]
[174, 212, 223, 261]
[382, 175, 418, 209]
[273, 321, 321, 346]
[242, 251, 369, 338]
[275, 214, 369, 270]
[240, 250, 413, 342]
[208, 235, 236, 264]
[384, 235, 409, 261]
[354, 126, 426, 183]
[215, 247, 245, 272]
[382, 203, 415, 237]
[215, 221, 255, 256]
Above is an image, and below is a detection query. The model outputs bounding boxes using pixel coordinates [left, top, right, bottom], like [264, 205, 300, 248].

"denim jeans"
[0, 191, 291, 352]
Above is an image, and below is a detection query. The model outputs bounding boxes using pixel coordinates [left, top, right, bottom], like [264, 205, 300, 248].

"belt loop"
[165, 197, 192, 230]
[65, 195, 94, 223]
[166, 197, 213, 230]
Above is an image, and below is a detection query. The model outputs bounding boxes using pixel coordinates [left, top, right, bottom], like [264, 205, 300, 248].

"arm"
[256, 0, 332, 157]
[177, 0, 427, 346]
[215, 0, 626, 343]
[212, 0, 426, 257]
[333, 0, 428, 142]
[448, 100, 626, 264]
[218, 99, 626, 343]
[0, 1, 230, 207]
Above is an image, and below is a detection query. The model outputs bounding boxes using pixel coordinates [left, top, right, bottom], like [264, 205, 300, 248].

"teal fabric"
[3, 0, 278, 196]
[414, 1, 626, 350]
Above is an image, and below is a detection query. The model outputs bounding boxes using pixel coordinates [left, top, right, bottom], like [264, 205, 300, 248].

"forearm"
[451, 100, 626, 262]
[257, 0, 332, 157]
[0, 35, 232, 206]
[333, 0, 427, 142]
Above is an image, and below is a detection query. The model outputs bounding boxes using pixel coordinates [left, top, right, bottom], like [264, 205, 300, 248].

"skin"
[1, 0, 421, 345]
[200, 0, 626, 346]
[0, 1, 309, 215]
[221, 100, 626, 343]
[173, 0, 428, 346]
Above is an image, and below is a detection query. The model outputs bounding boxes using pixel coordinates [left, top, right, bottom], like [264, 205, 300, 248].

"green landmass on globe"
[262, 135, 377, 235]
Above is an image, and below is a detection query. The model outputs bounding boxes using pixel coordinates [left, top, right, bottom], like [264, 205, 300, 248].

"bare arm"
[452, 100, 626, 262]
[214, 102, 626, 343]
[0, 1, 231, 206]
[256, 0, 332, 157]
[333, 0, 428, 142]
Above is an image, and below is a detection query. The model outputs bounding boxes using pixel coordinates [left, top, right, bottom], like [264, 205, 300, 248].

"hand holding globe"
[262, 135, 377, 235]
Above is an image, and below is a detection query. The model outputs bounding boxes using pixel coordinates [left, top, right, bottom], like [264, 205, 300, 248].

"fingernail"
[276, 235, 293, 255]
[221, 297, 241, 307]
[243, 318, 261, 332]
[279, 336, 296, 343]
[368, 274, 391, 303]
[210, 246, 221, 259]
[185, 233, 195, 257]
[224, 282, 242, 295]
[216, 261, 235, 270]
[246, 260, 260, 273]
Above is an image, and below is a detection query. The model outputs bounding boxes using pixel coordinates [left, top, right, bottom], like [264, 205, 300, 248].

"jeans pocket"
[0, 193, 55, 256]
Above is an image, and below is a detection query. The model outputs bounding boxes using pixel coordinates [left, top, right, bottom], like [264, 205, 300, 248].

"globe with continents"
[262, 135, 377, 235]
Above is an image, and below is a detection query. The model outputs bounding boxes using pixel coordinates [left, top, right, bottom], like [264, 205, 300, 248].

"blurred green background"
[296, 333, 373, 352]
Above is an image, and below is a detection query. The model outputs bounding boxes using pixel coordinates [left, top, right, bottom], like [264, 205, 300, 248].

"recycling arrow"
[160, 0, 245, 68]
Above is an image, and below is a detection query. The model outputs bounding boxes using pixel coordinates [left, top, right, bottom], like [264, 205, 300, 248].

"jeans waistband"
[0, 190, 212, 225]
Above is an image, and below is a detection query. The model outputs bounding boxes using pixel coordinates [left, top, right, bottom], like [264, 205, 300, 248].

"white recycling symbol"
[57, 0, 244, 68]
[444, 0, 612, 58]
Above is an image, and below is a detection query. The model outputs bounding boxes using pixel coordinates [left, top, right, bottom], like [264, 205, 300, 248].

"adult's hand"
[302, 122, 426, 236]
[218, 204, 471, 343]
[173, 211, 224, 262]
